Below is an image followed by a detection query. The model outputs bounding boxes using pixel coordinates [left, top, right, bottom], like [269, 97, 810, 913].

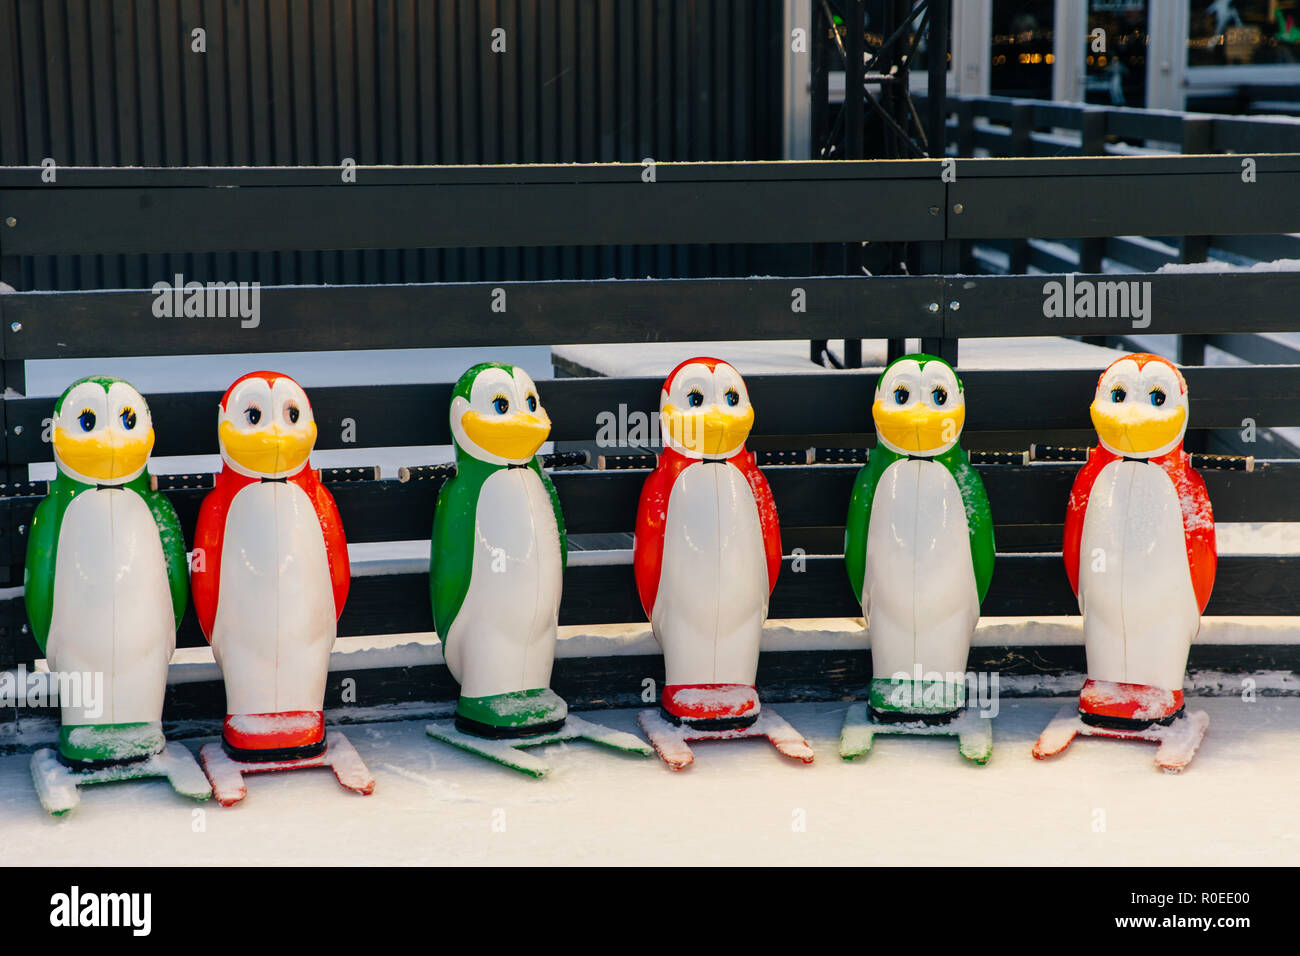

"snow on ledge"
[1156, 257, 1300, 275]
[63, 614, 1296, 688]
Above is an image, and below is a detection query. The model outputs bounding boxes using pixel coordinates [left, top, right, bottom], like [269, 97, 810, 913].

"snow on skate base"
[3, 698, 1299, 865]
[199, 731, 375, 806]
[839, 702, 994, 765]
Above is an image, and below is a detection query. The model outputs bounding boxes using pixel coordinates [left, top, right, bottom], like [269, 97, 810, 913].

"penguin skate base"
[839, 702, 993, 765]
[31, 743, 211, 815]
[1033, 703, 1209, 773]
[199, 731, 375, 805]
[637, 707, 815, 770]
[425, 715, 653, 778]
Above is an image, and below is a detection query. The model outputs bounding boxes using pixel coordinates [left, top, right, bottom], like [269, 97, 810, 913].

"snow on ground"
[3, 698, 1299, 866]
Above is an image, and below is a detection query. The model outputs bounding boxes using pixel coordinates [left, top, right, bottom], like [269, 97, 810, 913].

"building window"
[991, 0, 1056, 98]
[1188, 0, 1300, 66]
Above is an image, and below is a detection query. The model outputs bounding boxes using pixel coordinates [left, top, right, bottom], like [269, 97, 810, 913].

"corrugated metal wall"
[0, 0, 785, 290]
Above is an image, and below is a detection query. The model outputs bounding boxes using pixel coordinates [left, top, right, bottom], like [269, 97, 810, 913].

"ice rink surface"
[3, 697, 1298, 866]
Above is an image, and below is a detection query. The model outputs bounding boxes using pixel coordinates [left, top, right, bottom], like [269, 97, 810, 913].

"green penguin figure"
[425, 363, 652, 775]
[841, 355, 996, 761]
[25, 377, 208, 812]
[430, 362, 568, 735]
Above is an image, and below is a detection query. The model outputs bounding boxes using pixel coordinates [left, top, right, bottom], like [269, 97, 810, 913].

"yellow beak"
[54, 427, 155, 482]
[1091, 401, 1186, 455]
[663, 404, 754, 456]
[219, 419, 317, 474]
[461, 410, 551, 461]
[873, 401, 964, 454]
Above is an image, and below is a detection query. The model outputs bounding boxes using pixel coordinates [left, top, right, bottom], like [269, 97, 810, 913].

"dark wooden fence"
[0, 0, 785, 290]
[939, 93, 1300, 388]
[1, 155, 1299, 721]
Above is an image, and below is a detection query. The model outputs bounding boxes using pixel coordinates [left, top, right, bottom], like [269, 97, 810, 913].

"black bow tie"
[261, 476, 288, 483]
[507, 462, 529, 470]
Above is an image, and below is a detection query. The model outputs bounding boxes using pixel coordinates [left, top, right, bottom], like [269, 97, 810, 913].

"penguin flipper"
[135, 475, 190, 629]
[192, 469, 248, 641]
[299, 469, 350, 618]
[731, 449, 782, 594]
[530, 457, 567, 572]
[633, 450, 692, 620]
[430, 460, 491, 651]
[1162, 451, 1217, 614]
[1062, 445, 1118, 600]
[940, 447, 996, 605]
[843, 447, 901, 606]
[24, 478, 82, 654]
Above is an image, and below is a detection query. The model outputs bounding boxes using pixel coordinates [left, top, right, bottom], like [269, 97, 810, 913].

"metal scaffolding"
[810, 0, 950, 368]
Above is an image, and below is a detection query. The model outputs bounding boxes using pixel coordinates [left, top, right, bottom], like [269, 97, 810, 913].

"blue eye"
[493, 397, 510, 415]
[931, 386, 947, 406]
[245, 405, 262, 426]
[893, 386, 909, 406]
[725, 389, 739, 407]
[1111, 386, 1126, 404]
[78, 409, 96, 432]
[1150, 388, 1166, 407]
[527, 395, 537, 412]
[120, 407, 137, 430]
[687, 390, 704, 408]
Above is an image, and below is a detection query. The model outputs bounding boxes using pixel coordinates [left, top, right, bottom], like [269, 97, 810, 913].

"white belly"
[652, 461, 768, 686]
[862, 459, 979, 681]
[1078, 460, 1198, 689]
[444, 467, 563, 699]
[211, 481, 335, 714]
[46, 488, 175, 726]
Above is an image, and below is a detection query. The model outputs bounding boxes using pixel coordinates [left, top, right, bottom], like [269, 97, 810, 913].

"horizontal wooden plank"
[6, 366, 1298, 464]
[948, 155, 1300, 178]
[0, 276, 945, 359]
[1212, 117, 1300, 155]
[0, 160, 949, 189]
[5, 156, 1300, 257]
[949, 157, 1300, 239]
[0, 178, 945, 255]
[2, 462, 1294, 577]
[945, 273, 1300, 338]
[4, 552, 1298, 664]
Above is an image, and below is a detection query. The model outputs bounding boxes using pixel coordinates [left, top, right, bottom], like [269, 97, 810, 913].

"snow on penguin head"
[52, 376, 156, 485]
[872, 354, 965, 458]
[217, 371, 318, 479]
[659, 357, 754, 459]
[1090, 353, 1189, 460]
[450, 362, 551, 465]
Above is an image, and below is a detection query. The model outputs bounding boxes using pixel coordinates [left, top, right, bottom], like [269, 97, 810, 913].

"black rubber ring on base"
[221, 736, 327, 763]
[1079, 705, 1186, 732]
[56, 749, 154, 772]
[454, 714, 567, 739]
[869, 706, 962, 726]
[660, 707, 760, 732]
